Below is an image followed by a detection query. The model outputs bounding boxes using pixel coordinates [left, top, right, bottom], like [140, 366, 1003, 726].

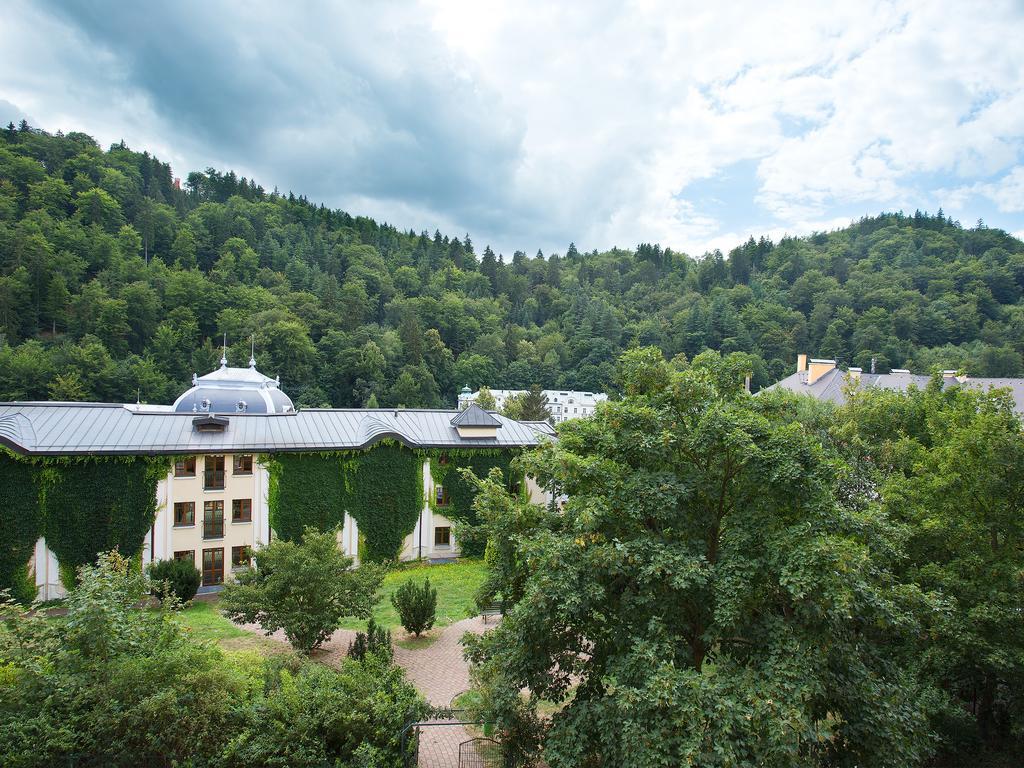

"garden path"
[236, 614, 490, 706]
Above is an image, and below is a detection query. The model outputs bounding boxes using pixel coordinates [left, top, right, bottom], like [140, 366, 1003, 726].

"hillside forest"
[2, 121, 1024, 408]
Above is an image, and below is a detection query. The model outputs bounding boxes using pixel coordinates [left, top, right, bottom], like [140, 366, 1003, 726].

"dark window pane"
[173, 502, 195, 526]
[203, 501, 224, 539]
[232, 499, 252, 522]
[204, 456, 225, 490]
[202, 548, 224, 586]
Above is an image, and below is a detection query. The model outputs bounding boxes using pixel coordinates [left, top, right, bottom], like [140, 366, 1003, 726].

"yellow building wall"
[149, 454, 269, 587]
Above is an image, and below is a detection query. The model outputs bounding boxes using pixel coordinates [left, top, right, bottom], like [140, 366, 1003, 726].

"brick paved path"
[237, 614, 490, 705]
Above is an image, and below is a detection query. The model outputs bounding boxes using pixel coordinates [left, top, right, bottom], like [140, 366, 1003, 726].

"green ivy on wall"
[268, 442, 424, 563]
[270, 453, 348, 542]
[428, 449, 519, 556]
[0, 452, 40, 602]
[343, 443, 423, 562]
[40, 457, 164, 588]
[0, 452, 165, 597]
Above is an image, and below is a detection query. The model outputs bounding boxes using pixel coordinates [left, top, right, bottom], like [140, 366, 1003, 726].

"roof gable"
[450, 403, 502, 428]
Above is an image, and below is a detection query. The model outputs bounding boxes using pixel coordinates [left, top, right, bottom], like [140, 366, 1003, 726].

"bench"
[481, 602, 504, 624]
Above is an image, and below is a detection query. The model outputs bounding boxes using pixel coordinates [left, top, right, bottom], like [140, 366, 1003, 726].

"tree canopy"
[3, 124, 1024, 407]
[464, 349, 936, 767]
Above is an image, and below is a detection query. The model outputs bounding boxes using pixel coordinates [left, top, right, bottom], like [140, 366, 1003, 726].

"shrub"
[221, 654, 427, 768]
[348, 617, 393, 662]
[391, 577, 437, 637]
[220, 527, 383, 654]
[0, 551, 242, 767]
[148, 557, 201, 603]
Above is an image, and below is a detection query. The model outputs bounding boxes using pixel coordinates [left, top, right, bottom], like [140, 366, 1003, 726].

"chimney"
[807, 358, 837, 385]
[796, 354, 808, 373]
[847, 366, 862, 381]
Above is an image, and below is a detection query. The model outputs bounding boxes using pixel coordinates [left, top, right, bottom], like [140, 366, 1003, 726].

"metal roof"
[450, 403, 502, 427]
[0, 403, 551, 456]
[172, 362, 293, 414]
[764, 369, 1024, 413]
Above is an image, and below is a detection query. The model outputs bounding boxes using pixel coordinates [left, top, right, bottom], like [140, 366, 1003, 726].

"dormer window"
[450, 403, 502, 439]
[192, 415, 229, 433]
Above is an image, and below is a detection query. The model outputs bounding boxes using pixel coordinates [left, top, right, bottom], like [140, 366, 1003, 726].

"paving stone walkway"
[236, 614, 491, 706]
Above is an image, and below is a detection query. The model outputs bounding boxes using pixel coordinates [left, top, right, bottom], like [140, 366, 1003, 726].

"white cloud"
[2, 0, 1023, 256]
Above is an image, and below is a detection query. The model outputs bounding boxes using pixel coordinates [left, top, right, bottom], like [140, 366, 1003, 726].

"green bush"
[0, 549, 427, 768]
[221, 654, 426, 768]
[221, 527, 383, 654]
[0, 551, 242, 767]
[348, 617, 393, 662]
[148, 557, 201, 603]
[391, 577, 437, 637]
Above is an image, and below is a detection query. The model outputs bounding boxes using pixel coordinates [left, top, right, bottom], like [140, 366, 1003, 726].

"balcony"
[203, 516, 224, 540]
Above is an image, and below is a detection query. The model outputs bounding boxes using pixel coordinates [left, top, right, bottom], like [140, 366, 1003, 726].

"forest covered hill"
[2, 121, 1024, 408]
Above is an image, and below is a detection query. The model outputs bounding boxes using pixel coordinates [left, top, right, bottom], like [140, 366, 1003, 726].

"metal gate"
[458, 737, 503, 767]
[400, 708, 503, 768]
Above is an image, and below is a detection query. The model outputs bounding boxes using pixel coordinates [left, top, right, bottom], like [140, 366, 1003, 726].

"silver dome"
[173, 356, 294, 414]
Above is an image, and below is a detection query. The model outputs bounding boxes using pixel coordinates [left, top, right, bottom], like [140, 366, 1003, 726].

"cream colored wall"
[397, 458, 549, 562]
[32, 448, 543, 597]
[808, 359, 837, 384]
[454, 426, 499, 438]
[153, 454, 265, 585]
[32, 537, 64, 601]
[400, 458, 460, 561]
[525, 475, 548, 504]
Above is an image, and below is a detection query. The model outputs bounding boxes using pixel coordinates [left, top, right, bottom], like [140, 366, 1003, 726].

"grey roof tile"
[0, 403, 549, 456]
[764, 369, 1024, 413]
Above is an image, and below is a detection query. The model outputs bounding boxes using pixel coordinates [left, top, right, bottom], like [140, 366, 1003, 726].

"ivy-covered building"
[0, 358, 553, 600]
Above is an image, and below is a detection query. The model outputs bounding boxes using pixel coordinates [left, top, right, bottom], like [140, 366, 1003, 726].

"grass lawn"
[338, 558, 487, 633]
[176, 600, 284, 654]
[175, 558, 487, 649]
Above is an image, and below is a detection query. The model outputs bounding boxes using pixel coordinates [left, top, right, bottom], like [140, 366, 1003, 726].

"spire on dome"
[248, 334, 256, 368]
[220, 333, 228, 368]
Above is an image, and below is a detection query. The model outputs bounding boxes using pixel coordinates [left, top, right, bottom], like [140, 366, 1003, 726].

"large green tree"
[841, 377, 1024, 753]
[464, 349, 934, 767]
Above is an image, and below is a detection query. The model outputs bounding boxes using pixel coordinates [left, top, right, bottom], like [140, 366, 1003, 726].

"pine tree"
[519, 385, 550, 421]
[480, 246, 498, 293]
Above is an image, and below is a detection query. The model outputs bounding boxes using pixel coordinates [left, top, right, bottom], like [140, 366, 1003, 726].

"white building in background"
[458, 387, 608, 424]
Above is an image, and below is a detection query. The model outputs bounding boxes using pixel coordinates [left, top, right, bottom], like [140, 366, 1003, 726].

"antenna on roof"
[249, 334, 256, 368]
[136, 388, 140, 405]
[220, 333, 228, 368]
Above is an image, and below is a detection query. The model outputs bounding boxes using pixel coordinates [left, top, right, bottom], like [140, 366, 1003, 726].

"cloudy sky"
[3, 0, 1024, 256]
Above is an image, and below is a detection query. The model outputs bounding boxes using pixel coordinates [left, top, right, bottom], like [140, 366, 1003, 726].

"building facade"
[765, 353, 1024, 412]
[458, 387, 607, 424]
[1, 358, 553, 600]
